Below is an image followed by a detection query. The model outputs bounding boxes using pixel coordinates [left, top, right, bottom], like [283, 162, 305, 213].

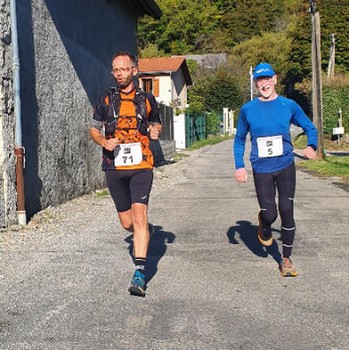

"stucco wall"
[155, 73, 188, 111]
[0, 0, 141, 226]
[156, 75, 172, 106]
[173, 70, 188, 110]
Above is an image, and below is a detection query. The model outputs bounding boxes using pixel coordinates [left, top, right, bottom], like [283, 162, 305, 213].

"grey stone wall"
[0, 0, 17, 227]
[159, 140, 176, 161]
[1, 0, 142, 226]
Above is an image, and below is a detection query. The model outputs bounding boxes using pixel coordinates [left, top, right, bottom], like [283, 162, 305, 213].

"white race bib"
[114, 142, 143, 167]
[257, 135, 283, 158]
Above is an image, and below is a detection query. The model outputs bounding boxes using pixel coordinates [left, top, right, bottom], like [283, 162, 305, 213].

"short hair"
[111, 51, 137, 67]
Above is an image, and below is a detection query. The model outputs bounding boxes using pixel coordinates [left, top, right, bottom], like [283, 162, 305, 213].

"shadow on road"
[226, 220, 282, 264]
[125, 225, 176, 284]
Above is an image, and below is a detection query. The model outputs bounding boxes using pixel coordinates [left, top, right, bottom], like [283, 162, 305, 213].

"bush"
[322, 76, 349, 135]
[206, 111, 222, 135]
[295, 74, 349, 135]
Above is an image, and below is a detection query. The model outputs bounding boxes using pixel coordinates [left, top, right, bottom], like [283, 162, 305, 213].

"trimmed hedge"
[322, 86, 349, 135]
[295, 75, 349, 135]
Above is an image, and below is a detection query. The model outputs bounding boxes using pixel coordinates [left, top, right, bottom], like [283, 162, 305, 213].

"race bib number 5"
[114, 142, 143, 167]
[257, 135, 283, 158]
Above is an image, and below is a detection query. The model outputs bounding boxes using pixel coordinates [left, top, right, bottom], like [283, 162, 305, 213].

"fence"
[185, 112, 206, 148]
[159, 103, 174, 141]
[150, 103, 176, 164]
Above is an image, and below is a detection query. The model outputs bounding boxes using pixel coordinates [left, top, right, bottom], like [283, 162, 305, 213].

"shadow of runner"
[125, 225, 175, 284]
[226, 220, 282, 264]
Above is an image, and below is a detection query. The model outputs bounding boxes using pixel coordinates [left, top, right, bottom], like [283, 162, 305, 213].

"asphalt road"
[1, 139, 348, 350]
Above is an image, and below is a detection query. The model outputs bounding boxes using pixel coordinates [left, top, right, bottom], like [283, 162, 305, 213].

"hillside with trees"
[138, 0, 349, 134]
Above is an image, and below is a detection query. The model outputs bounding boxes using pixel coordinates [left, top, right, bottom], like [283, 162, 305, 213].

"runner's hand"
[303, 146, 318, 160]
[149, 124, 160, 140]
[235, 168, 248, 183]
[103, 138, 119, 151]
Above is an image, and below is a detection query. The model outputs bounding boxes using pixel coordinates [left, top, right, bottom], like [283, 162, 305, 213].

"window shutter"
[153, 78, 159, 97]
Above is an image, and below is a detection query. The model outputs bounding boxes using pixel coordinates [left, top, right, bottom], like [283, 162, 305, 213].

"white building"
[138, 56, 192, 113]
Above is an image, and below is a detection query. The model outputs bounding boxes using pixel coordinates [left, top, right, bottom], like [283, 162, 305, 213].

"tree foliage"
[187, 62, 244, 115]
[231, 32, 292, 79]
[138, 0, 349, 74]
[138, 0, 220, 54]
[215, 0, 288, 48]
[138, 0, 349, 127]
[317, 1, 349, 73]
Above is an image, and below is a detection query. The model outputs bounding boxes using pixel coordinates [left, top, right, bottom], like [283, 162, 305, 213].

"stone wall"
[0, 0, 17, 227]
[0, 0, 141, 226]
[159, 140, 176, 161]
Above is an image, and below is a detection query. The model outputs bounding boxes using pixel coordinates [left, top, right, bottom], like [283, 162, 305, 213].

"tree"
[285, 2, 312, 81]
[215, 0, 288, 49]
[231, 32, 292, 82]
[138, 0, 220, 54]
[138, 43, 167, 58]
[284, 0, 349, 81]
[187, 63, 244, 114]
[318, 1, 349, 73]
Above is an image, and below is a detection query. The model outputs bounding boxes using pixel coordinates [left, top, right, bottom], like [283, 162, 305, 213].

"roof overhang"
[128, 0, 162, 19]
[108, 0, 161, 19]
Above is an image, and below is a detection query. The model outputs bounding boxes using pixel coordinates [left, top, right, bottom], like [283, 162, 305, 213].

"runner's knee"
[279, 196, 294, 222]
[261, 206, 277, 225]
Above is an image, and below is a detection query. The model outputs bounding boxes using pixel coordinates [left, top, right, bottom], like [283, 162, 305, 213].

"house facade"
[0, 0, 161, 227]
[138, 57, 192, 113]
[138, 57, 193, 150]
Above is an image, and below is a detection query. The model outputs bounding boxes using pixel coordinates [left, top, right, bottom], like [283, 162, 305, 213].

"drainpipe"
[10, 0, 26, 225]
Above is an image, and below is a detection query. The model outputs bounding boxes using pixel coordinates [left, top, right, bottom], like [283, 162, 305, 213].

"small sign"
[333, 127, 345, 135]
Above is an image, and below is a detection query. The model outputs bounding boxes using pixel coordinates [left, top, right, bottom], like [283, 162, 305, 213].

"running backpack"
[104, 87, 148, 138]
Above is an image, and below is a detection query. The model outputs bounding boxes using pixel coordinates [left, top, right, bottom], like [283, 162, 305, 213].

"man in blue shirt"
[234, 62, 318, 277]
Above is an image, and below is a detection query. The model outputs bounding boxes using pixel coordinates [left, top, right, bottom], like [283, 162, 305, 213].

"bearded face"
[111, 56, 138, 91]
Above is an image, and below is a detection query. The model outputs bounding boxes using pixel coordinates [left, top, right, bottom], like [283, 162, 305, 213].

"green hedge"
[295, 76, 349, 135]
[322, 86, 349, 135]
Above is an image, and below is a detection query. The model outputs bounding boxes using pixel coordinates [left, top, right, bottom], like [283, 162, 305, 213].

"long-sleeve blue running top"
[233, 96, 318, 173]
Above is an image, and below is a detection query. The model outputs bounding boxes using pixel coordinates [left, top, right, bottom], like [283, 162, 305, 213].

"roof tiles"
[138, 57, 186, 73]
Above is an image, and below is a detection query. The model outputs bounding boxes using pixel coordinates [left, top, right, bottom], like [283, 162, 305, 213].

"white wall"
[156, 75, 172, 106]
[154, 71, 188, 112]
[173, 113, 186, 149]
[172, 70, 188, 110]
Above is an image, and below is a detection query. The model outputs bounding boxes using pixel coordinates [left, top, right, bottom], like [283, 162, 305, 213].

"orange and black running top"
[92, 88, 162, 170]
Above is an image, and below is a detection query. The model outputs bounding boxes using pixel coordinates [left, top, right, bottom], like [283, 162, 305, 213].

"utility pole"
[327, 33, 335, 78]
[249, 66, 253, 100]
[310, 0, 324, 159]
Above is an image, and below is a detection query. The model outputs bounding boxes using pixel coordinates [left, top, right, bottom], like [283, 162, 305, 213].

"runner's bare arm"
[89, 127, 118, 151]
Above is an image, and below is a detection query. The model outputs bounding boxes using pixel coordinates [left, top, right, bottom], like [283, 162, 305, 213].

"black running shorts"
[105, 169, 153, 213]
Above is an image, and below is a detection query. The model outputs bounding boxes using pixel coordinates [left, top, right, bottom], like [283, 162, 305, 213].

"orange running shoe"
[280, 257, 298, 277]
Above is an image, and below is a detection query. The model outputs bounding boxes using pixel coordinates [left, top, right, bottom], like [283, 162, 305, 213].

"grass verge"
[293, 134, 349, 188]
[189, 134, 233, 150]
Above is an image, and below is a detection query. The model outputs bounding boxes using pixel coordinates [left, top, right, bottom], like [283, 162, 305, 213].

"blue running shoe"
[128, 270, 146, 297]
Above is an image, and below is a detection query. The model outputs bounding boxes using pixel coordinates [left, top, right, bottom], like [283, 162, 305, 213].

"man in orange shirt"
[90, 51, 162, 296]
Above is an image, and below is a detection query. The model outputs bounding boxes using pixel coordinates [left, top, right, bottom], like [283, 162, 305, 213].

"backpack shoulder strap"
[106, 87, 120, 123]
[134, 88, 147, 122]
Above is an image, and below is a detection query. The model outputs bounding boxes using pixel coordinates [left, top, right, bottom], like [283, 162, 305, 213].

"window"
[141, 78, 159, 97]
[141, 78, 153, 93]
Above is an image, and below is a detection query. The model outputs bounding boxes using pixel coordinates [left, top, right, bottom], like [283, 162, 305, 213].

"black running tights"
[253, 162, 296, 258]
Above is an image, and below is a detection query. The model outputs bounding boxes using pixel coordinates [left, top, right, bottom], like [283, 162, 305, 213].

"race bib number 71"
[257, 135, 283, 158]
[114, 142, 143, 167]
